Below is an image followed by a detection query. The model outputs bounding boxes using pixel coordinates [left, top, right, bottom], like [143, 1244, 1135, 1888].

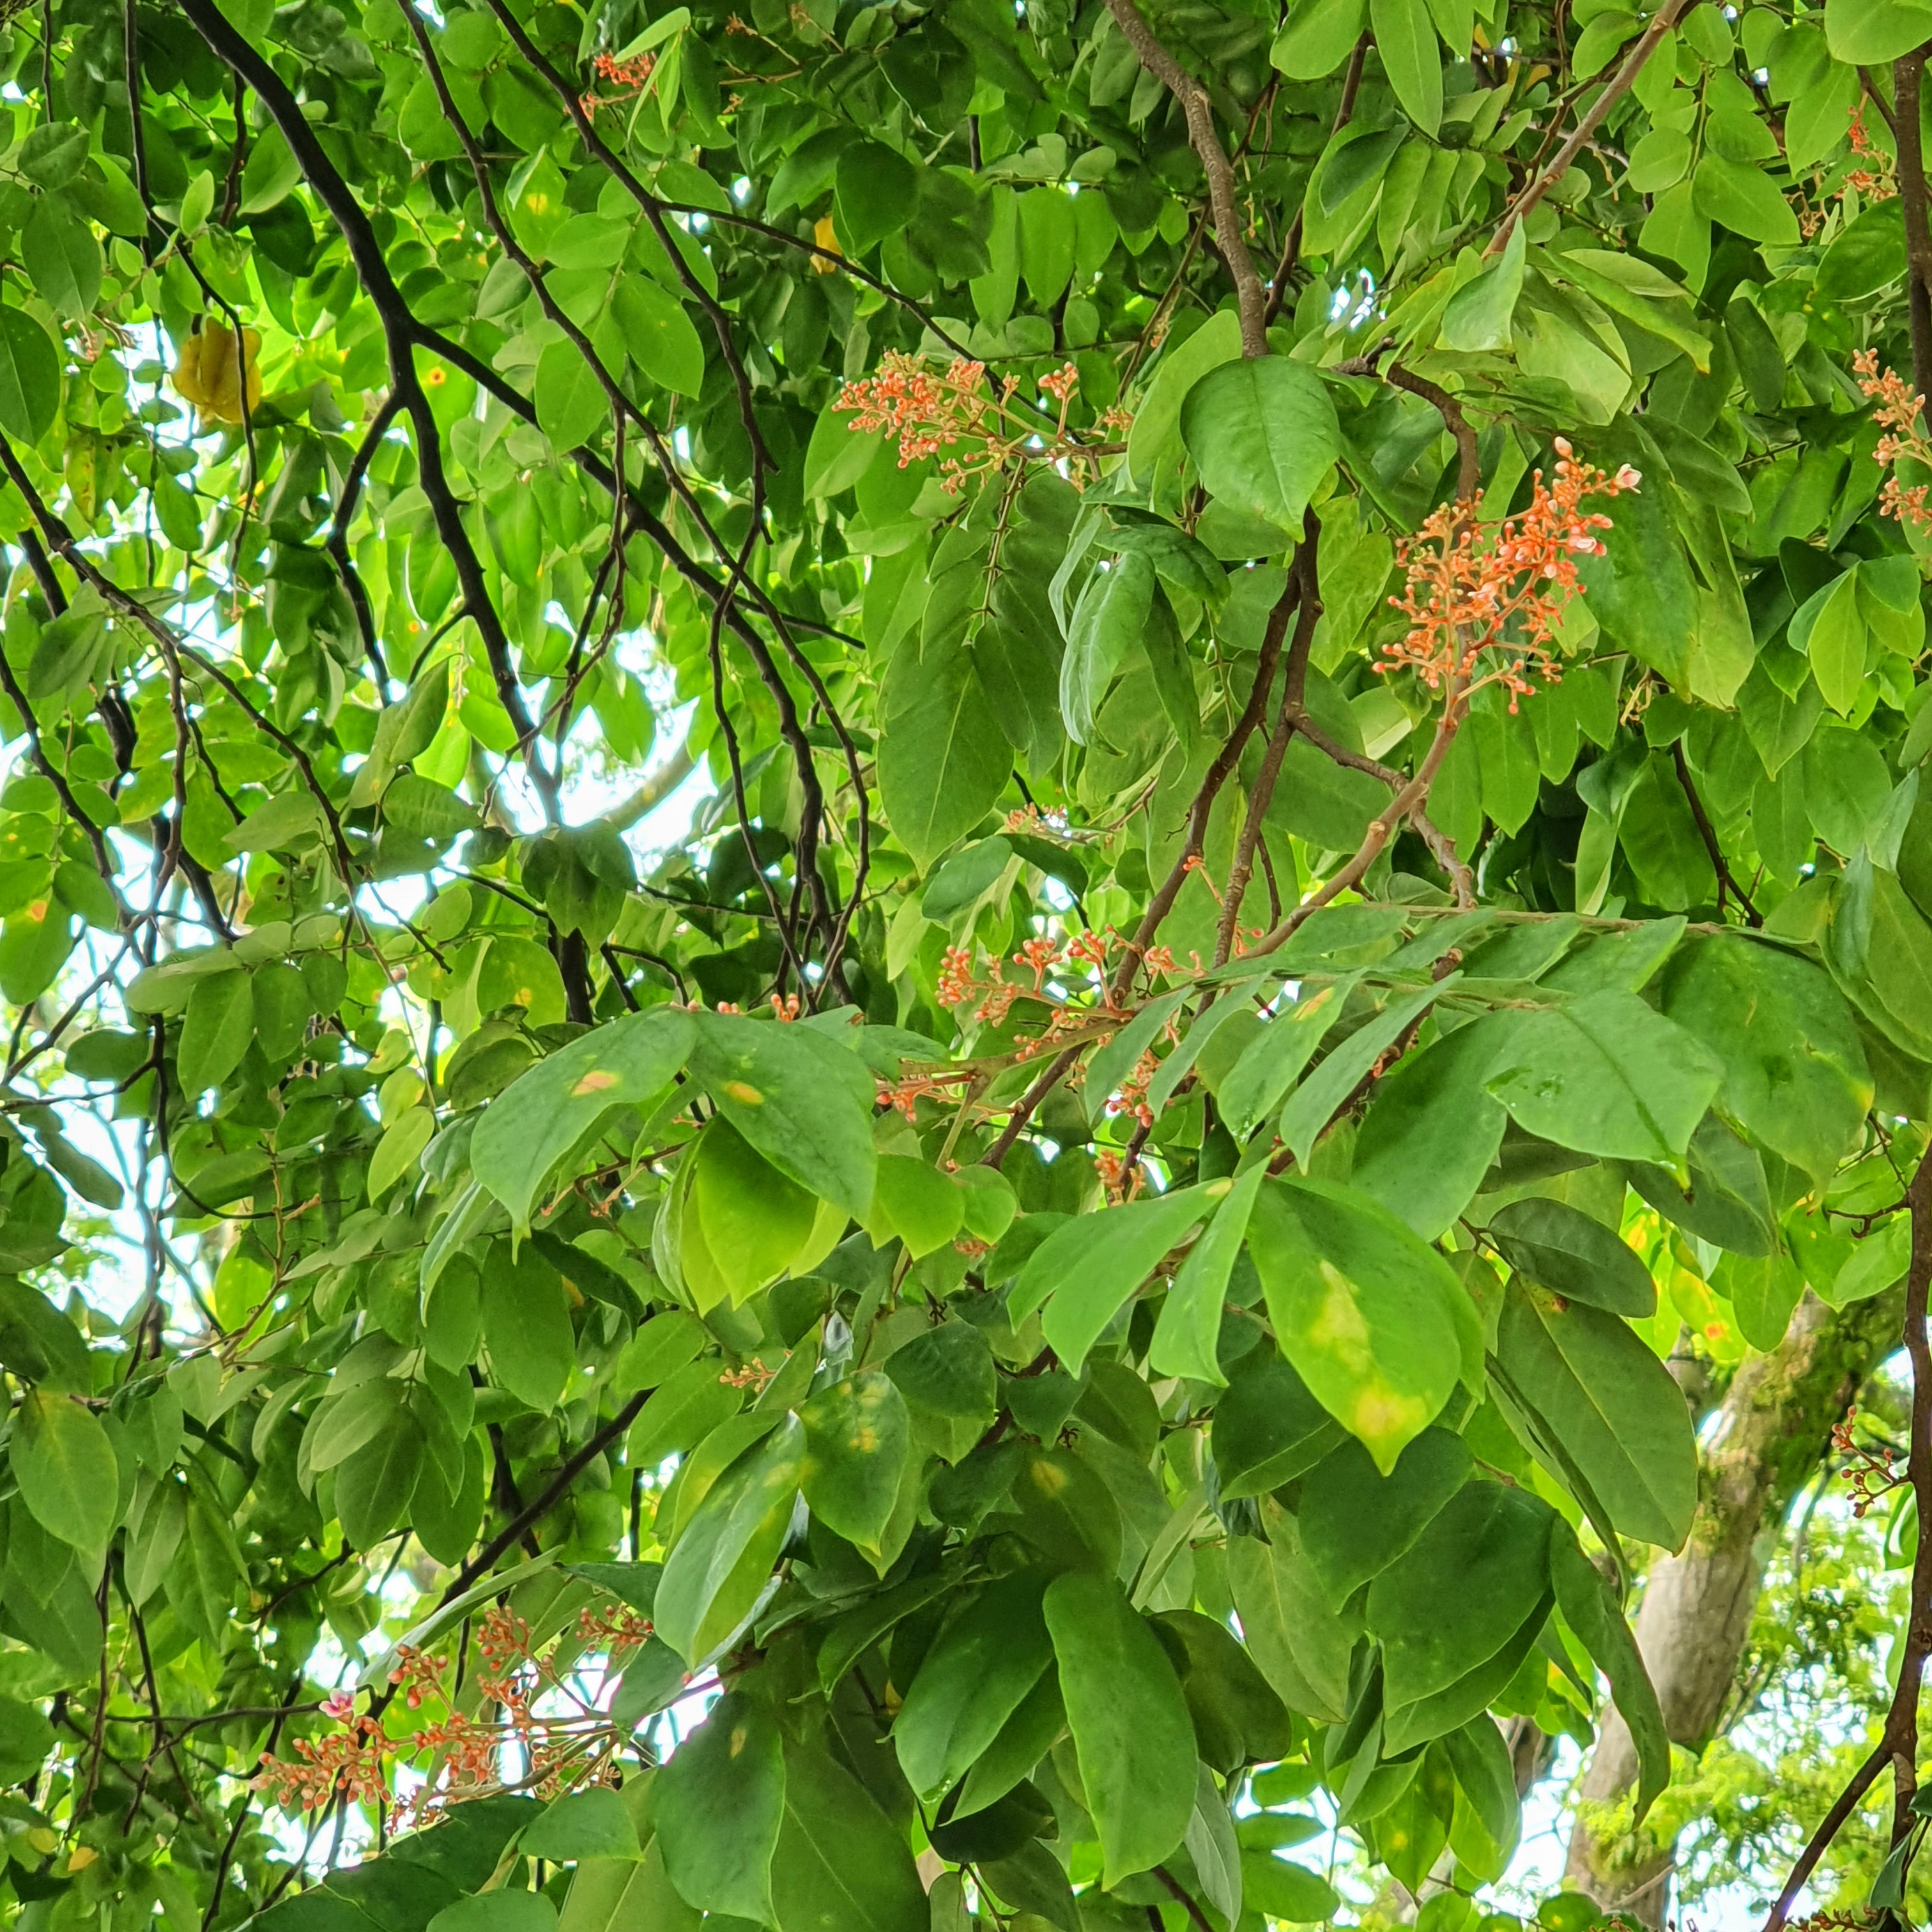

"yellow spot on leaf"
[723, 1080, 763, 1105]
[729, 1724, 747, 1758]
[571, 1068, 620, 1097]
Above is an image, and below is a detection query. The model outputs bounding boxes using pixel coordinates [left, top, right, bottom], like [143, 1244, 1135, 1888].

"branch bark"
[1100, 0, 1268, 355]
[1893, 47, 1932, 424]
[1488, 0, 1698, 257]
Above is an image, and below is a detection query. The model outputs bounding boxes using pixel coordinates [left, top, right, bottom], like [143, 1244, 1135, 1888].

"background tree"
[0, 1, 1928, 1931]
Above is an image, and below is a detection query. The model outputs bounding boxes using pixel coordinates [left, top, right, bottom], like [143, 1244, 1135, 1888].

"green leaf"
[1011, 1186, 1215, 1374]
[1660, 937, 1871, 1184]
[1550, 1528, 1669, 1821]
[611, 274, 705, 395]
[1150, 1162, 1267, 1385]
[834, 142, 919, 255]
[334, 1411, 425, 1548]
[1241, 1853, 1339, 1924]
[866, 1153, 964, 1257]
[882, 1320, 995, 1457]
[1180, 358, 1342, 535]
[1272, 0, 1368, 77]
[1226, 1505, 1353, 1721]
[772, 1739, 927, 1932]
[368, 1107, 434, 1202]
[1297, 1428, 1472, 1607]
[654, 1414, 804, 1664]
[481, 1248, 576, 1412]
[1212, 1350, 1343, 1498]
[1817, 202, 1907, 302]
[1248, 1177, 1478, 1473]
[689, 1012, 876, 1216]
[894, 1572, 1053, 1799]
[0, 1277, 91, 1392]
[535, 339, 608, 452]
[1279, 975, 1456, 1165]
[472, 1008, 696, 1232]
[1061, 549, 1154, 746]
[1366, 1480, 1556, 1746]
[1369, 0, 1442, 132]
[1690, 153, 1799, 249]
[877, 638, 1011, 868]
[1483, 1197, 1655, 1317]
[1217, 974, 1356, 1137]
[1351, 1012, 1519, 1238]
[627, 1358, 741, 1468]
[655, 1691, 783, 1919]
[428, 1893, 557, 1932]
[1824, 0, 1932, 63]
[1494, 1280, 1698, 1549]
[10, 1390, 116, 1555]
[381, 773, 478, 843]
[1044, 1569, 1196, 1884]
[1791, 567, 1867, 716]
[177, 966, 255, 1096]
[1484, 990, 1723, 1164]
[518, 1788, 642, 1863]
[798, 1369, 910, 1551]
[23, 196, 102, 318]
[1127, 309, 1242, 484]
[1439, 222, 1526, 352]
[0, 307, 59, 443]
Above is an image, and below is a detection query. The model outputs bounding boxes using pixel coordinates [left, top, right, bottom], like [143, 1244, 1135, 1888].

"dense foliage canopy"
[10, 0, 1932, 1929]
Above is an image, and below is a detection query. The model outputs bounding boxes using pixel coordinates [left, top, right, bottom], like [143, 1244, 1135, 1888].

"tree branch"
[1488, 0, 1698, 257]
[1100, 0, 1269, 355]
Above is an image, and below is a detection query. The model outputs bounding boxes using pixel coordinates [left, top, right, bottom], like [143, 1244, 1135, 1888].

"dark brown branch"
[1112, 571, 1303, 1003]
[1670, 741, 1761, 926]
[446, 1386, 652, 1601]
[173, 0, 560, 816]
[1387, 364, 1481, 503]
[1894, 48, 1932, 422]
[1100, 0, 1268, 355]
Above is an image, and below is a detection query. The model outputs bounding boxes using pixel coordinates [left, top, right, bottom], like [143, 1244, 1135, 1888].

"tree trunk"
[1561, 1289, 1903, 1925]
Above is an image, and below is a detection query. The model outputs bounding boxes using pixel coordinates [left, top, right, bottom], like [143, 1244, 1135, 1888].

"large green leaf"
[894, 1572, 1054, 1800]
[654, 1416, 804, 1664]
[1012, 1187, 1215, 1374]
[654, 1691, 784, 1920]
[771, 1740, 927, 1932]
[1247, 1177, 1480, 1473]
[1366, 1481, 1557, 1745]
[1483, 1197, 1656, 1318]
[472, 1009, 696, 1232]
[797, 1369, 910, 1551]
[11, 1390, 117, 1556]
[1484, 990, 1723, 1163]
[1043, 1570, 1197, 1883]
[1494, 1278, 1698, 1550]
[1180, 358, 1342, 533]
[688, 1013, 877, 1216]
[878, 635, 1012, 868]
[1660, 938, 1871, 1183]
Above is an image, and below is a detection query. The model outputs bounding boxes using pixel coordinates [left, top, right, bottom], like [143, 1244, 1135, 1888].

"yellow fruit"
[812, 213, 841, 273]
[171, 321, 263, 428]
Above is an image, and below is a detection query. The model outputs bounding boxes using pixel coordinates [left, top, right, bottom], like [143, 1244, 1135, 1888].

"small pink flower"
[323, 1691, 355, 1722]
